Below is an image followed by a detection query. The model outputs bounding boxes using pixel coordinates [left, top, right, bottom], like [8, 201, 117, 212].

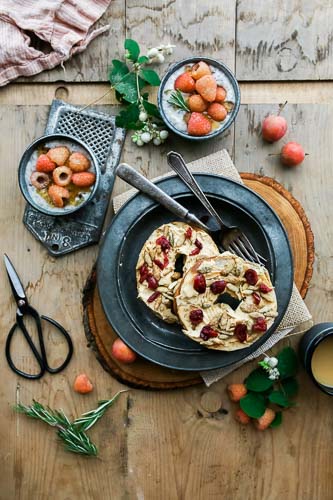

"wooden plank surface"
[0, 99, 332, 500]
[236, 0, 333, 80]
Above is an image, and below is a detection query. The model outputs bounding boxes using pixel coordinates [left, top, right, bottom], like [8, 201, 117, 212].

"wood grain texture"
[236, 0, 333, 80]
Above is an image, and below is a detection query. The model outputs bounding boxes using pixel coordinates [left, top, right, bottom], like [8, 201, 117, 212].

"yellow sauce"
[311, 336, 333, 387]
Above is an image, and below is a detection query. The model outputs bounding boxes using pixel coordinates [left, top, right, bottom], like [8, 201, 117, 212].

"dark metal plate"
[97, 175, 293, 371]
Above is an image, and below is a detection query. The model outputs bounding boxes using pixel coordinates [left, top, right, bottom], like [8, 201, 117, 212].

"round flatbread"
[175, 252, 278, 350]
[136, 221, 219, 323]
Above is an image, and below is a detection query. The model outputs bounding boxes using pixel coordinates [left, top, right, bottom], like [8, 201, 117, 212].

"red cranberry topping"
[156, 236, 171, 252]
[185, 227, 193, 239]
[190, 247, 200, 256]
[244, 269, 258, 285]
[234, 323, 248, 343]
[147, 275, 158, 290]
[153, 259, 164, 270]
[210, 280, 227, 294]
[139, 264, 149, 283]
[163, 254, 169, 268]
[200, 325, 219, 341]
[253, 292, 261, 305]
[194, 239, 203, 249]
[189, 309, 204, 325]
[259, 283, 273, 293]
[147, 291, 161, 303]
[252, 317, 267, 333]
[193, 273, 206, 293]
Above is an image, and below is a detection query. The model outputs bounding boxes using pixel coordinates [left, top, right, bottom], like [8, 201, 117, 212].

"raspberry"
[235, 408, 250, 424]
[189, 309, 204, 325]
[36, 154, 56, 173]
[68, 152, 90, 172]
[187, 112, 212, 136]
[259, 283, 273, 293]
[227, 383, 247, 402]
[193, 273, 206, 293]
[174, 72, 196, 93]
[252, 292, 261, 305]
[254, 408, 276, 431]
[244, 269, 258, 285]
[185, 227, 193, 239]
[200, 325, 218, 341]
[215, 86, 227, 103]
[48, 185, 69, 208]
[195, 75, 217, 102]
[139, 264, 149, 283]
[147, 291, 161, 303]
[72, 172, 96, 187]
[47, 146, 70, 166]
[252, 317, 267, 333]
[53, 166, 72, 187]
[188, 94, 208, 112]
[191, 61, 211, 80]
[210, 280, 226, 294]
[234, 323, 247, 343]
[147, 275, 158, 290]
[207, 102, 227, 121]
[156, 236, 171, 251]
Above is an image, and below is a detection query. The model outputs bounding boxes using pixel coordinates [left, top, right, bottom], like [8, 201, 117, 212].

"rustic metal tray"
[23, 99, 125, 256]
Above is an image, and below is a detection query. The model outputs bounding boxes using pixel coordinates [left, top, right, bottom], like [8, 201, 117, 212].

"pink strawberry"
[187, 112, 212, 136]
[36, 154, 56, 173]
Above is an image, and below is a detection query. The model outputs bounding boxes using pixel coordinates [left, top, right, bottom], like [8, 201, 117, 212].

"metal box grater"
[23, 99, 126, 256]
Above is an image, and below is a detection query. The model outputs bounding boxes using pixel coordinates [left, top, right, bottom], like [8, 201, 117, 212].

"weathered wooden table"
[1, 2, 332, 499]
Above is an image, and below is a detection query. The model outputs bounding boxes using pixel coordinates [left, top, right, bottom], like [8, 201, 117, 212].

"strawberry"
[235, 408, 250, 425]
[174, 72, 196, 93]
[195, 75, 217, 102]
[68, 152, 90, 172]
[48, 185, 69, 208]
[227, 383, 247, 402]
[72, 172, 96, 187]
[254, 408, 276, 430]
[191, 61, 211, 80]
[215, 86, 227, 103]
[73, 373, 93, 394]
[187, 112, 212, 136]
[188, 94, 208, 112]
[47, 146, 70, 166]
[36, 154, 56, 173]
[207, 103, 227, 121]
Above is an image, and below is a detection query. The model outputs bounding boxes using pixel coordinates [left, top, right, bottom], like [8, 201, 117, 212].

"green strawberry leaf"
[140, 69, 161, 86]
[138, 55, 149, 64]
[281, 377, 299, 398]
[142, 99, 161, 119]
[245, 368, 274, 392]
[125, 39, 140, 62]
[268, 390, 292, 408]
[115, 73, 145, 103]
[270, 411, 282, 428]
[115, 102, 141, 129]
[240, 392, 266, 418]
[109, 60, 129, 86]
[277, 347, 298, 379]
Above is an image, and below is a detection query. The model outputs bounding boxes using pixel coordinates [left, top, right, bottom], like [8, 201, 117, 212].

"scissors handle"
[5, 307, 73, 380]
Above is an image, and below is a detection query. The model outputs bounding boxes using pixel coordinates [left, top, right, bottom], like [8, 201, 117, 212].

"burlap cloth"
[113, 149, 312, 386]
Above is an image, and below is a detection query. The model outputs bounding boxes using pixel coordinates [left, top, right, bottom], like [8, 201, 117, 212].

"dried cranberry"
[190, 247, 200, 256]
[193, 273, 206, 293]
[139, 264, 149, 283]
[259, 283, 273, 293]
[189, 309, 203, 325]
[153, 259, 164, 270]
[252, 317, 267, 333]
[147, 275, 158, 290]
[210, 280, 227, 294]
[185, 227, 193, 239]
[200, 325, 219, 341]
[244, 269, 258, 285]
[163, 254, 169, 268]
[147, 291, 161, 303]
[234, 323, 247, 343]
[252, 292, 261, 305]
[156, 236, 170, 252]
[194, 239, 203, 249]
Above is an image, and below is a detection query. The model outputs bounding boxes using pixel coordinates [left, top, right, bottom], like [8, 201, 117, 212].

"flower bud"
[139, 111, 148, 122]
[153, 138, 161, 146]
[156, 53, 165, 64]
[147, 48, 159, 58]
[141, 132, 152, 143]
[159, 130, 169, 140]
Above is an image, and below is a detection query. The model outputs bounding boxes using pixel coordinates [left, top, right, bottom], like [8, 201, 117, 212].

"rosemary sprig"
[73, 390, 128, 431]
[167, 89, 190, 112]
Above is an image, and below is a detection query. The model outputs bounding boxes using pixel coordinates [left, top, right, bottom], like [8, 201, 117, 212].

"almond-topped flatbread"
[175, 252, 278, 350]
[136, 221, 219, 323]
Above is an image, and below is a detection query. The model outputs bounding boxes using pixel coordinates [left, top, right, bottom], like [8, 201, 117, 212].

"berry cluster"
[132, 121, 169, 147]
[146, 44, 175, 64]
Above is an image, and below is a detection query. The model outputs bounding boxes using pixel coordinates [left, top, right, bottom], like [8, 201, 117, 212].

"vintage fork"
[167, 151, 266, 265]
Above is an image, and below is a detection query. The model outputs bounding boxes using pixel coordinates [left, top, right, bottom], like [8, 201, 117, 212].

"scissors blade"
[3, 254, 27, 303]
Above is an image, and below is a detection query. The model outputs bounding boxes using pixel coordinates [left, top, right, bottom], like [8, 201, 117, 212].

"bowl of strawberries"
[18, 133, 100, 216]
[158, 57, 240, 140]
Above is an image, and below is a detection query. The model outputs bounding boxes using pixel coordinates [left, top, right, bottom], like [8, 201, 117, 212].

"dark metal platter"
[97, 174, 293, 371]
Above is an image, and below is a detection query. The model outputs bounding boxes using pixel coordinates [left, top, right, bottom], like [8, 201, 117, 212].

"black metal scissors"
[4, 254, 73, 380]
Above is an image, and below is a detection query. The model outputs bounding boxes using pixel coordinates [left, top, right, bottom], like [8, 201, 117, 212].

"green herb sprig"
[167, 89, 190, 112]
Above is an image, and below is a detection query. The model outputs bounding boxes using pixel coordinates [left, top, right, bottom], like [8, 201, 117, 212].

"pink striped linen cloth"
[0, 0, 111, 86]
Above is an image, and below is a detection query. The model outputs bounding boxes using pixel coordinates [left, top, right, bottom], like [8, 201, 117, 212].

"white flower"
[141, 132, 152, 143]
[159, 130, 169, 140]
[147, 48, 159, 58]
[139, 111, 148, 122]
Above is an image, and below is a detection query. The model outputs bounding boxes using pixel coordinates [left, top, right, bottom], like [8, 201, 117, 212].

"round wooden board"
[82, 173, 314, 390]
